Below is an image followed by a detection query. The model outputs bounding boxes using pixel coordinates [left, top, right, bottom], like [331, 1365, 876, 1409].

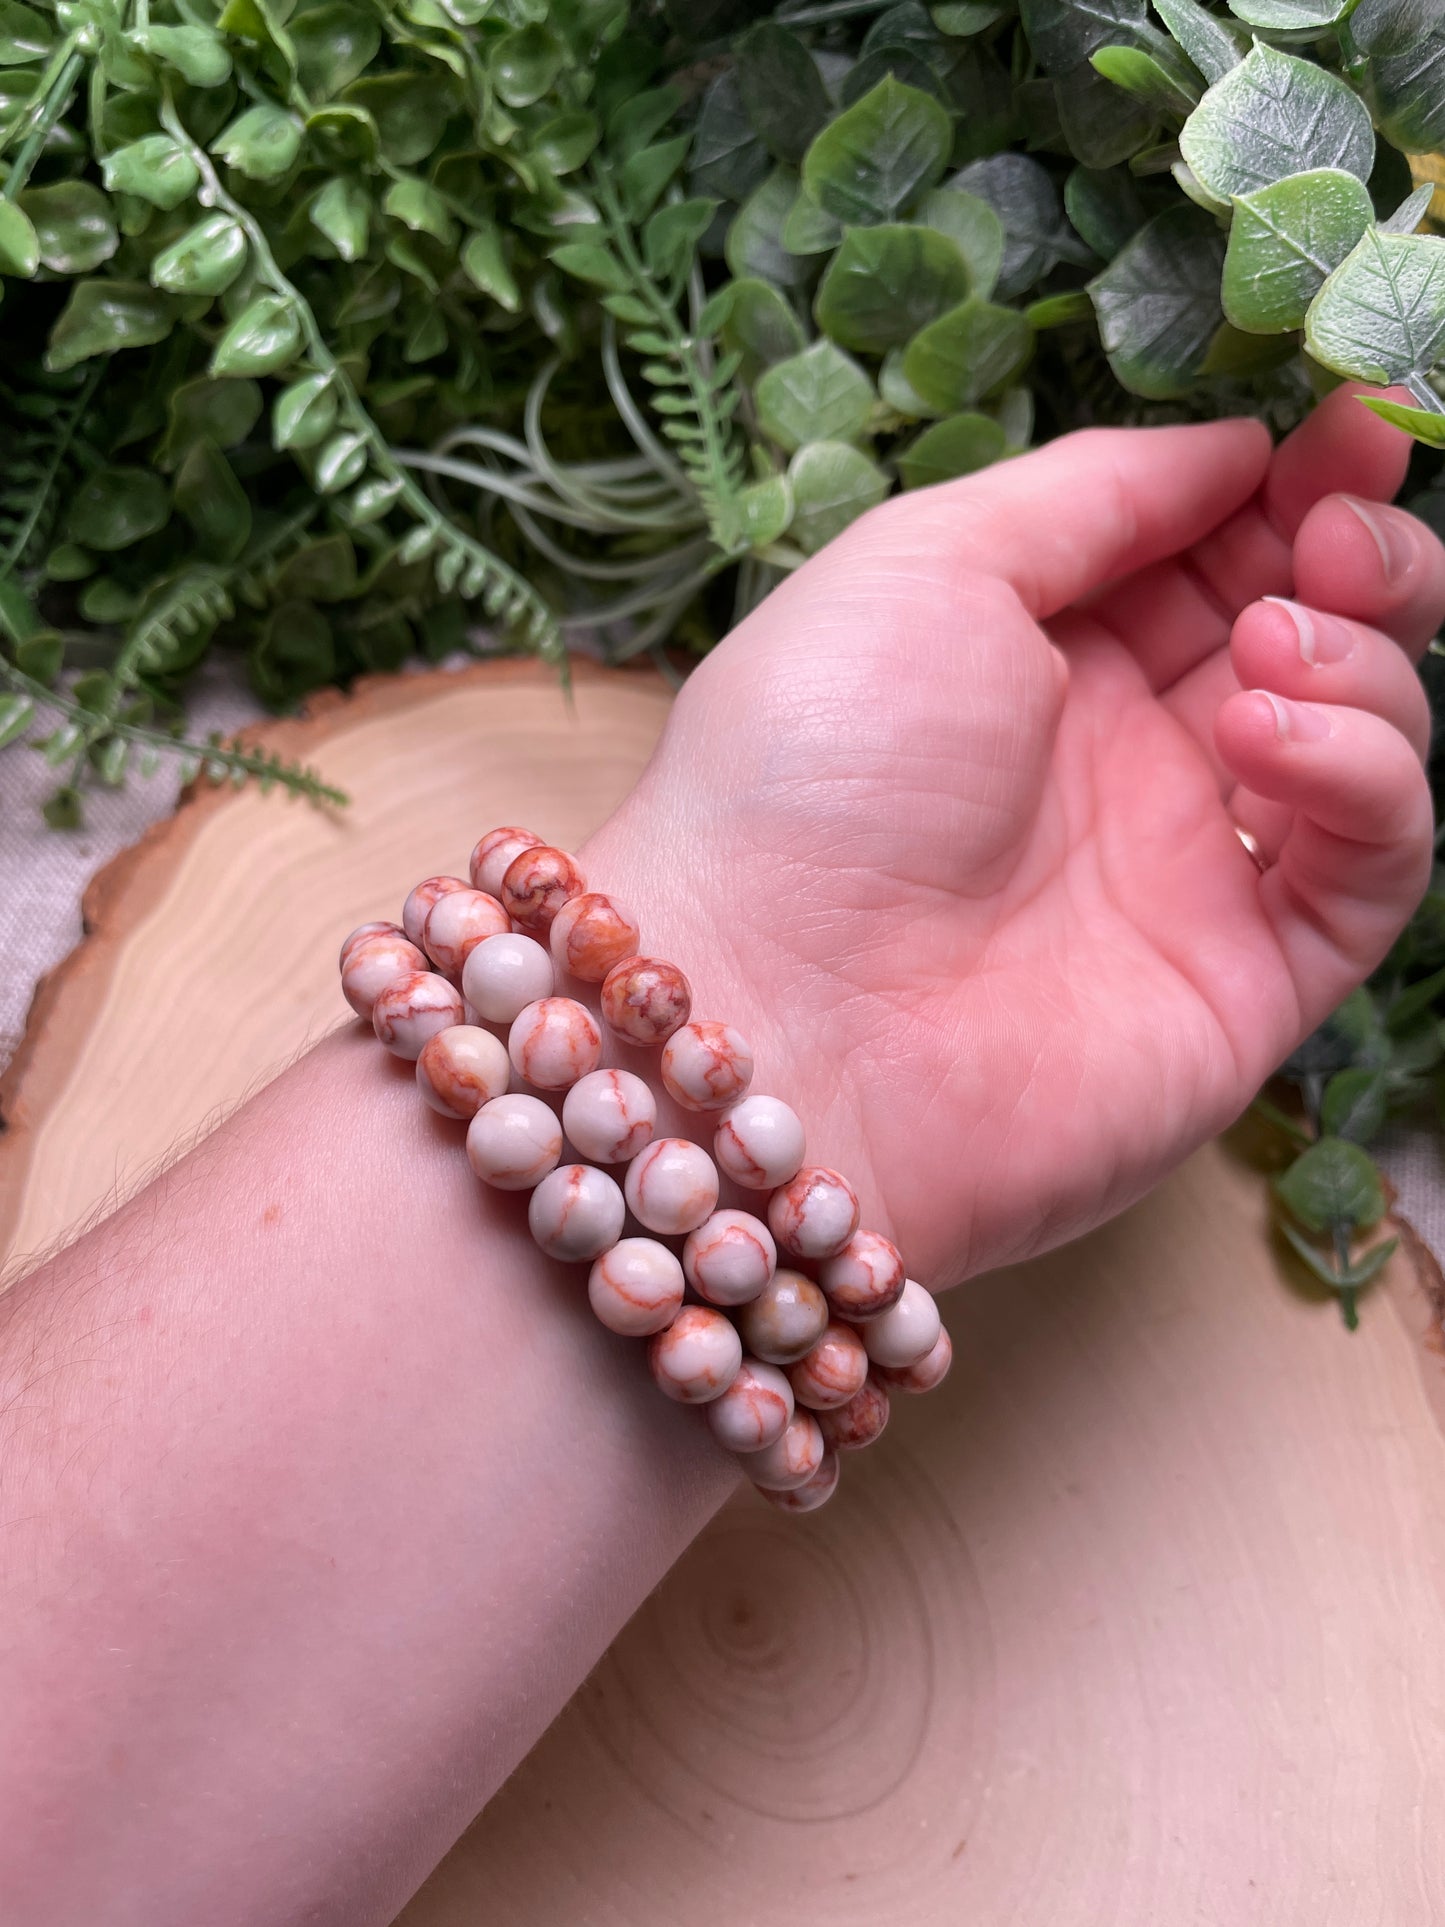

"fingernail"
[1340, 495, 1418, 582]
[1260, 690, 1331, 742]
[1262, 596, 1355, 665]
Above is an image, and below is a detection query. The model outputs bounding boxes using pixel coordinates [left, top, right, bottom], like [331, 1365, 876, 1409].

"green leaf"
[1151, 0, 1244, 85]
[212, 104, 303, 181]
[17, 181, 116, 275]
[1020, 0, 1147, 72]
[345, 475, 404, 526]
[1275, 1135, 1386, 1233]
[619, 135, 692, 223]
[1222, 169, 1374, 336]
[128, 24, 231, 87]
[609, 85, 684, 159]
[897, 411, 1007, 487]
[0, 198, 38, 277]
[313, 429, 368, 493]
[815, 222, 972, 353]
[210, 294, 303, 377]
[902, 297, 1034, 411]
[1305, 229, 1445, 385]
[1352, 0, 1445, 152]
[150, 212, 248, 297]
[175, 435, 251, 562]
[1381, 185, 1435, 238]
[273, 372, 339, 450]
[550, 239, 630, 292]
[250, 599, 336, 705]
[160, 375, 263, 466]
[1089, 204, 1224, 398]
[493, 23, 564, 108]
[45, 279, 173, 372]
[1054, 60, 1157, 171]
[1321, 1067, 1390, 1144]
[460, 227, 519, 311]
[1026, 288, 1095, 326]
[933, 1, 1007, 27]
[101, 135, 200, 211]
[643, 197, 716, 284]
[311, 176, 370, 262]
[0, 0, 53, 65]
[276, 532, 357, 600]
[736, 21, 831, 166]
[64, 465, 169, 551]
[724, 168, 812, 290]
[1091, 42, 1199, 119]
[1180, 44, 1375, 206]
[0, 693, 34, 748]
[342, 72, 453, 167]
[782, 188, 843, 256]
[384, 177, 457, 247]
[801, 75, 952, 226]
[714, 276, 806, 374]
[736, 473, 793, 547]
[1356, 395, 1445, 448]
[756, 341, 875, 452]
[531, 110, 598, 177]
[915, 186, 1005, 297]
[951, 152, 1089, 296]
[44, 544, 95, 582]
[690, 72, 770, 204]
[1064, 163, 1152, 257]
[787, 440, 890, 554]
[1229, 0, 1349, 23]
[292, 5, 380, 99]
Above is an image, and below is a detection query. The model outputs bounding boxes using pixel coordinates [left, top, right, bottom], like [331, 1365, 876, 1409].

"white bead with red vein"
[466, 1094, 563, 1191]
[713, 1095, 806, 1191]
[624, 1137, 719, 1236]
[508, 997, 602, 1091]
[588, 1238, 685, 1337]
[501, 845, 586, 935]
[762, 1450, 839, 1513]
[767, 1166, 860, 1262]
[787, 1321, 869, 1411]
[743, 1411, 825, 1492]
[736, 1268, 831, 1365]
[528, 1164, 626, 1263]
[865, 1284, 945, 1370]
[647, 1307, 742, 1404]
[340, 920, 405, 970]
[342, 933, 427, 1019]
[470, 825, 544, 899]
[421, 888, 509, 978]
[817, 1378, 890, 1451]
[372, 971, 464, 1060]
[599, 955, 692, 1045]
[562, 1068, 656, 1165]
[416, 1025, 510, 1119]
[706, 1359, 795, 1452]
[462, 931, 554, 1025]
[819, 1228, 906, 1321]
[682, 1209, 776, 1307]
[402, 875, 469, 949]
[549, 892, 641, 984]
[660, 1021, 754, 1113]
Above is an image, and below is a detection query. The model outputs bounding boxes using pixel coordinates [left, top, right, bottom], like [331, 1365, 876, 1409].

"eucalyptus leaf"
[815, 222, 971, 353]
[1150, 0, 1244, 85]
[1305, 229, 1445, 385]
[1222, 169, 1374, 336]
[1320, 1067, 1390, 1144]
[1352, 0, 1445, 152]
[1179, 44, 1375, 206]
[1381, 185, 1435, 237]
[901, 295, 1034, 410]
[756, 341, 875, 451]
[1089, 204, 1224, 398]
[801, 75, 951, 225]
[1275, 1135, 1386, 1233]
[787, 439, 889, 553]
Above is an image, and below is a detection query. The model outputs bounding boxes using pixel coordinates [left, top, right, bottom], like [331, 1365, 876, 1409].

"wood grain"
[3, 658, 1444, 1924]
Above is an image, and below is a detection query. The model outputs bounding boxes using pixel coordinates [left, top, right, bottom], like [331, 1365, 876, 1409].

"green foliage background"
[3, 0, 1445, 1315]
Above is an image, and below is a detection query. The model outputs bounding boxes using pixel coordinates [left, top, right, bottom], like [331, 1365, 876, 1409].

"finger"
[1214, 692, 1433, 1008]
[1292, 494, 1445, 659]
[851, 418, 1270, 619]
[1230, 597, 1430, 761]
[1086, 384, 1417, 691]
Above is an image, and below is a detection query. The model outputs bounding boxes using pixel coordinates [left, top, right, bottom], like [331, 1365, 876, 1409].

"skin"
[1, 389, 1440, 1925]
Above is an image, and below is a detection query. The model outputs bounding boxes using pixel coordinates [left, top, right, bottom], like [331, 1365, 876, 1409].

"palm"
[594, 392, 1437, 1285]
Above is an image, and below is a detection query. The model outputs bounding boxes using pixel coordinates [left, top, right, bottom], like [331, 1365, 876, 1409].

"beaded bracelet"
[339, 827, 951, 1513]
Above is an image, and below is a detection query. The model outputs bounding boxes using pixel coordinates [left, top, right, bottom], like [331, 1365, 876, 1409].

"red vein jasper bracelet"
[339, 832, 951, 1513]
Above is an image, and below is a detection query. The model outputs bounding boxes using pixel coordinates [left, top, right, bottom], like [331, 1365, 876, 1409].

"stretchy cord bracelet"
[339, 827, 951, 1512]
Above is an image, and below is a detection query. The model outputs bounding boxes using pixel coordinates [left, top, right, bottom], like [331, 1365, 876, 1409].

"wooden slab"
[3, 657, 1445, 1923]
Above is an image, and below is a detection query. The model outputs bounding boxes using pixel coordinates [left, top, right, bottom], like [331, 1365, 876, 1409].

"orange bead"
[599, 955, 692, 1045]
[549, 891, 641, 983]
[501, 845, 586, 935]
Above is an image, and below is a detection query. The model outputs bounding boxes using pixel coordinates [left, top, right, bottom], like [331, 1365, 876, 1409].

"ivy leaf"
[0, 198, 38, 277]
[915, 186, 1005, 297]
[1305, 229, 1445, 385]
[1150, 0, 1245, 86]
[128, 23, 232, 87]
[1352, 0, 1445, 152]
[787, 440, 889, 554]
[1089, 204, 1224, 398]
[1320, 1067, 1390, 1144]
[815, 222, 971, 354]
[896, 411, 1007, 487]
[1275, 1135, 1386, 1233]
[1180, 44, 1375, 206]
[756, 342, 875, 451]
[150, 213, 249, 297]
[736, 21, 831, 166]
[100, 135, 200, 211]
[951, 153, 1090, 297]
[175, 436, 251, 562]
[902, 297, 1033, 411]
[45, 279, 173, 371]
[210, 294, 303, 378]
[801, 75, 952, 225]
[19, 181, 118, 275]
[311, 176, 370, 261]
[1356, 395, 1445, 448]
[212, 103, 304, 181]
[1222, 169, 1374, 336]
[64, 466, 170, 551]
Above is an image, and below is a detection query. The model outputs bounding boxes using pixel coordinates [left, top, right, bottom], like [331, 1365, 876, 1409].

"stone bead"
[587, 1237, 685, 1337]
[816, 1378, 890, 1452]
[415, 1025, 510, 1119]
[787, 1321, 869, 1411]
[623, 1137, 719, 1236]
[501, 845, 586, 935]
[466, 1094, 564, 1191]
[767, 1166, 861, 1262]
[706, 1359, 794, 1453]
[599, 955, 692, 1046]
[736, 1268, 830, 1365]
[402, 874, 469, 949]
[761, 1450, 840, 1513]
[549, 892, 641, 984]
[372, 971, 464, 1060]
[875, 1326, 952, 1395]
[682, 1209, 776, 1308]
[341, 933, 427, 1019]
[742, 1410, 825, 1492]
[660, 1021, 754, 1114]
[819, 1228, 906, 1321]
[528, 1163, 626, 1264]
[647, 1306, 743, 1404]
[713, 1095, 806, 1191]
[339, 919, 405, 971]
[421, 887, 509, 978]
[470, 825, 544, 899]
[562, 1068, 656, 1165]
[461, 932, 555, 1026]
[868, 1288, 948, 1372]
[508, 997, 602, 1091]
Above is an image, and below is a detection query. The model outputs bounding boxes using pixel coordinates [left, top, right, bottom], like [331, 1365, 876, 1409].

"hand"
[586, 386, 1444, 1287]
